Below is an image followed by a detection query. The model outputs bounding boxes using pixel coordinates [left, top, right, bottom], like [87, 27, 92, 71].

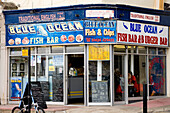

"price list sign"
[89, 45, 110, 60]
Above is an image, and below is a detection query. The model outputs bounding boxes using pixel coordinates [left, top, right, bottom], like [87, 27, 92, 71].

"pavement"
[1, 97, 170, 113]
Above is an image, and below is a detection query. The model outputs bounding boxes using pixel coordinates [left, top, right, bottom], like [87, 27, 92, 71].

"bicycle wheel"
[36, 107, 45, 113]
[11, 106, 23, 113]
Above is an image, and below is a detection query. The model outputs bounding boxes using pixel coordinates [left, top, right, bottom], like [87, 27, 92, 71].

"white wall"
[0, 7, 8, 104]
[103, 0, 155, 9]
[4, 0, 159, 9]
[165, 0, 170, 3]
[167, 47, 170, 97]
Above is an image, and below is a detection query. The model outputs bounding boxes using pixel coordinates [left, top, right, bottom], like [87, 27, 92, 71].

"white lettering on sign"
[8, 25, 35, 34]
[46, 22, 83, 32]
[8, 21, 83, 34]
[130, 12, 160, 23]
[86, 10, 114, 18]
[117, 20, 168, 46]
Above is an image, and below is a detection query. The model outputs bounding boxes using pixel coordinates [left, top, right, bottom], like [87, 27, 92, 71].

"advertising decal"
[117, 20, 168, 46]
[6, 21, 84, 46]
[84, 20, 117, 43]
[11, 77, 22, 100]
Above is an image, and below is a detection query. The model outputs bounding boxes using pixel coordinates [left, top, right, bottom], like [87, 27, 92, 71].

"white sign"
[117, 20, 168, 46]
[31, 56, 35, 66]
[37, 56, 41, 63]
[130, 12, 160, 23]
[97, 61, 102, 81]
[86, 10, 114, 18]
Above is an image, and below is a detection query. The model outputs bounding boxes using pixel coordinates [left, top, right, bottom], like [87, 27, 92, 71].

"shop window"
[48, 55, 64, 102]
[158, 48, 166, 55]
[51, 46, 63, 53]
[114, 45, 126, 53]
[149, 47, 156, 54]
[128, 46, 137, 53]
[66, 45, 84, 53]
[138, 46, 147, 54]
[37, 46, 50, 54]
[149, 56, 166, 96]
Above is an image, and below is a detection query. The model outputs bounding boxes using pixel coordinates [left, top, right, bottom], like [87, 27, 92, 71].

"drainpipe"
[155, 0, 164, 10]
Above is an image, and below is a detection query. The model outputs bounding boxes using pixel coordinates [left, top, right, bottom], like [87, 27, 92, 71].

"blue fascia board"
[3, 4, 170, 26]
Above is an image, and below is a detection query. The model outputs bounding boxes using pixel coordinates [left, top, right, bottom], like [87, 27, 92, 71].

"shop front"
[3, 4, 170, 106]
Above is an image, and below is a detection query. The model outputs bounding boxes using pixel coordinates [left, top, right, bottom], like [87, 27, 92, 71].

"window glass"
[66, 45, 84, 53]
[31, 47, 35, 54]
[128, 46, 137, 53]
[138, 46, 146, 54]
[37, 47, 50, 54]
[149, 47, 156, 54]
[10, 48, 22, 55]
[51, 46, 63, 53]
[10, 47, 35, 55]
[158, 48, 166, 55]
[48, 55, 64, 102]
[114, 45, 126, 53]
[149, 56, 166, 96]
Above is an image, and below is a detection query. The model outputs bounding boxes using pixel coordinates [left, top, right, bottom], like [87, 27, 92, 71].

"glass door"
[87, 45, 111, 105]
[66, 54, 84, 105]
[88, 61, 110, 105]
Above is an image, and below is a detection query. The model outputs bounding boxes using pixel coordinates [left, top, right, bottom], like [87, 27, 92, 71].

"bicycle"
[11, 96, 45, 113]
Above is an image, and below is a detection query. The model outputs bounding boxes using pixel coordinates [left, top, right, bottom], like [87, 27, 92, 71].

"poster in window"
[89, 45, 110, 60]
[37, 56, 41, 63]
[53, 55, 63, 66]
[20, 63, 24, 71]
[12, 63, 17, 71]
[31, 56, 35, 66]
[11, 77, 22, 100]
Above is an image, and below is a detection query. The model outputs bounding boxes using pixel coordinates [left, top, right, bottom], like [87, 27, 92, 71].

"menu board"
[91, 81, 109, 102]
[89, 45, 110, 60]
[40, 81, 50, 101]
[30, 82, 47, 109]
[52, 74, 63, 102]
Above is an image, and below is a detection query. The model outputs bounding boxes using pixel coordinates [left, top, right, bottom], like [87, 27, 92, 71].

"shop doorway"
[128, 55, 147, 103]
[67, 54, 84, 105]
[114, 55, 125, 102]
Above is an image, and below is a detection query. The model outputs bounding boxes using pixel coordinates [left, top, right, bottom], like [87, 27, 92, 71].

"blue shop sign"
[6, 21, 84, 46]
[84, 20, 117, 43]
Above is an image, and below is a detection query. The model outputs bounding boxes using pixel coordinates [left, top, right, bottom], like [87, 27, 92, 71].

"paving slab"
[1, 97, 170, 113]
